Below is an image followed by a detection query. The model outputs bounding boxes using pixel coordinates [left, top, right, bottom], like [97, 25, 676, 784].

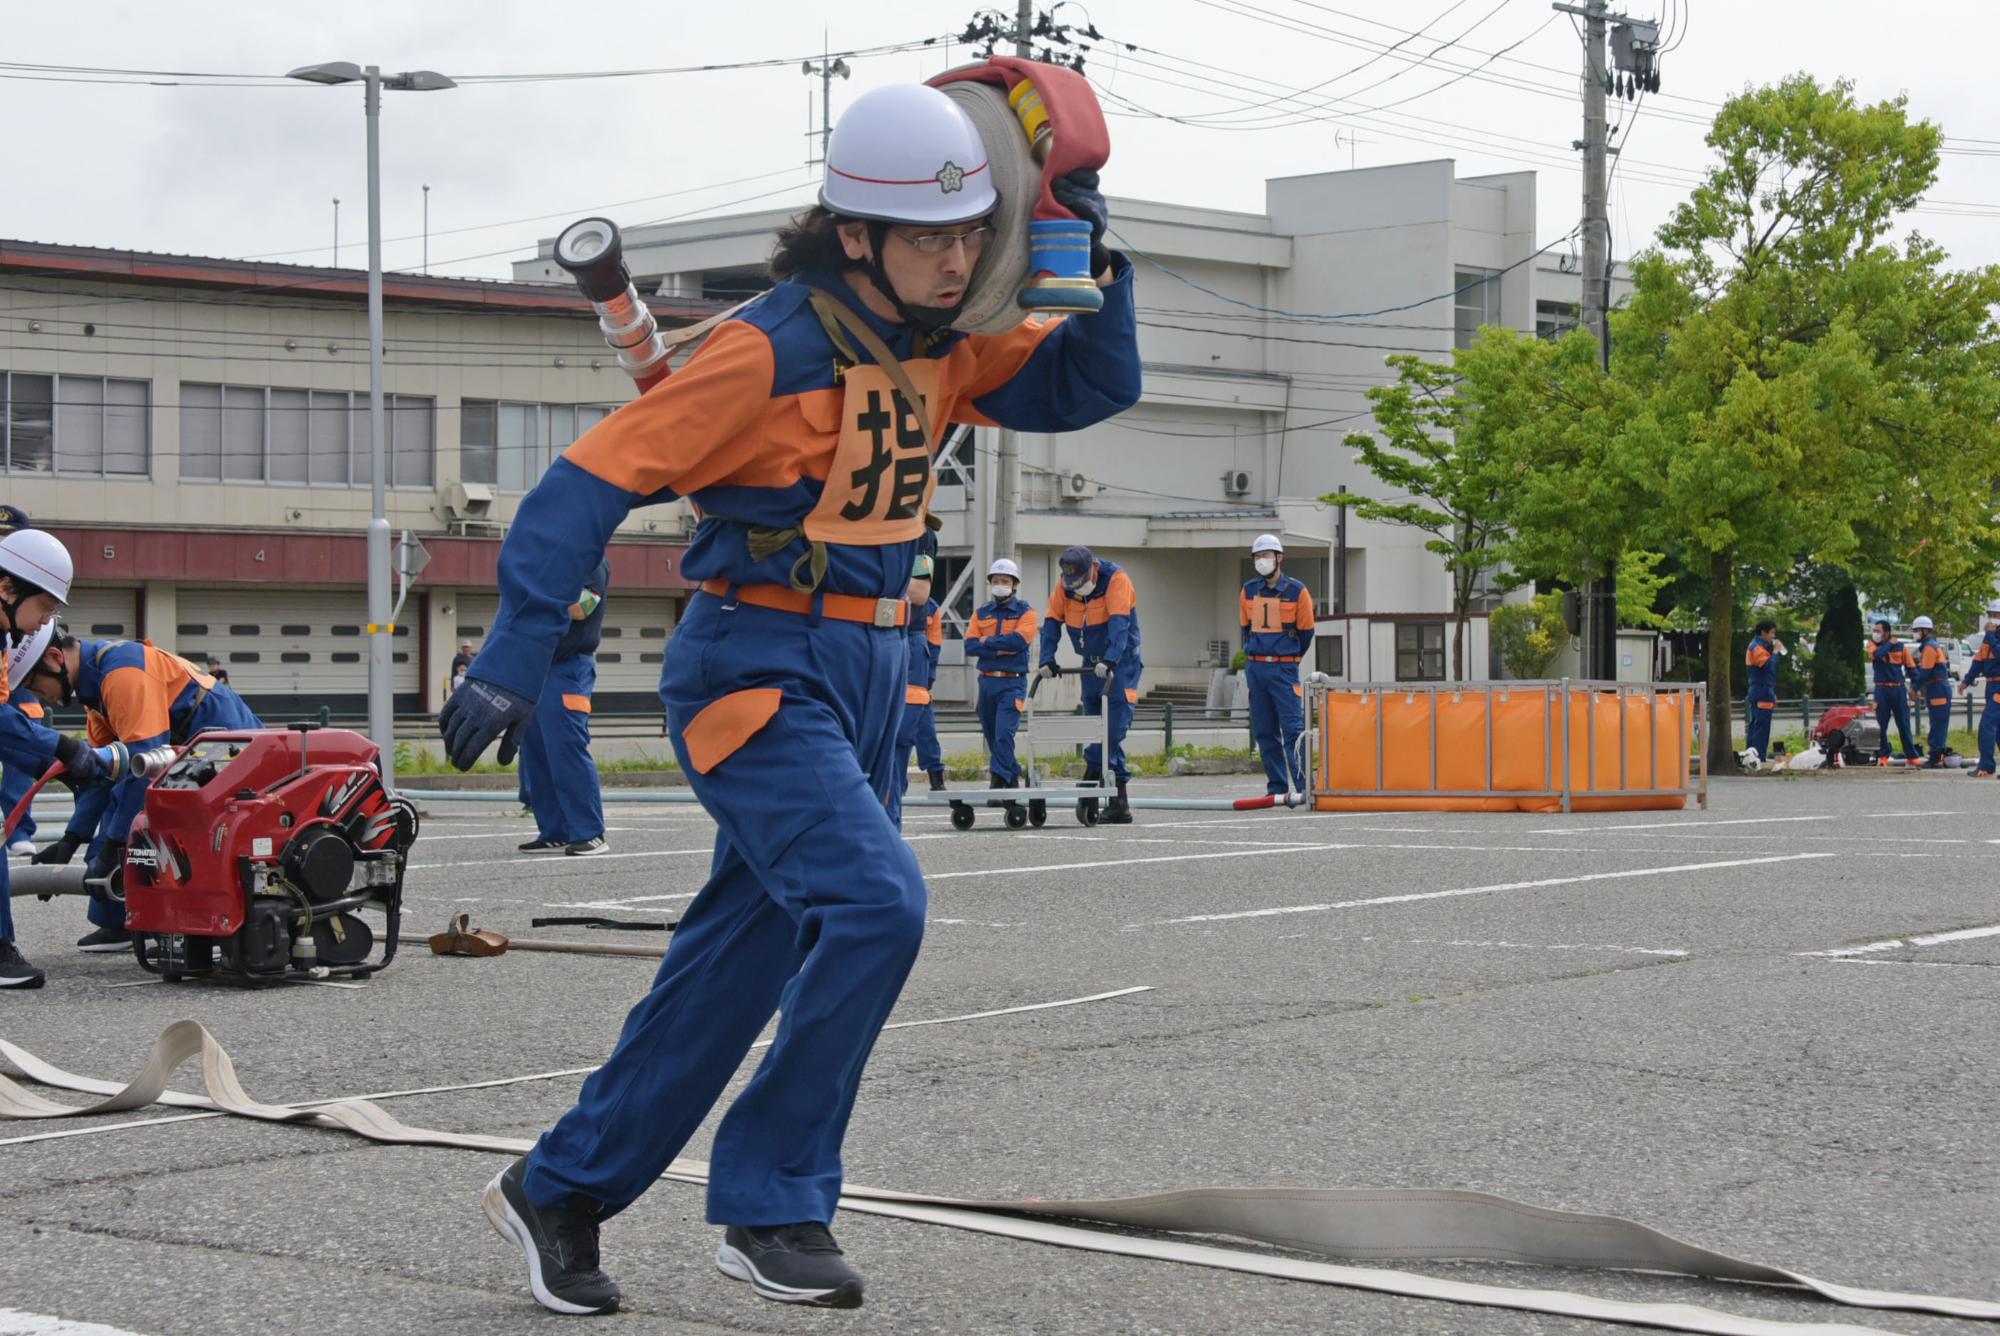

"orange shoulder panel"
[1296, 587, 1315, 628]
[1746, 646, 1771, 667]
[97, 666, 172, 743]
[86, 711, 114, 747]
[927, 608, 944, 647]
[1106, 570, 1137, 616]
[564, 320, 778, 498]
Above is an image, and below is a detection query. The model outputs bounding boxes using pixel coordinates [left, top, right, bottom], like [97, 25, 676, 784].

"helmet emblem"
[937, 161, 966, 194]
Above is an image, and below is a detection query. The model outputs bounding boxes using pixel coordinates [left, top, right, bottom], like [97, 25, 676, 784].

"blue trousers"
[893, 700, 942, 799]
[1744, 688, 1776, 760]
[1874, 686, 1917, 760]
[0, 837, 12, 942]
[516, 656, 604, 846]
[1081, 658, 1142, 784]
[976, 674, 1026, 785]
[522, 596, 925, 1226]
[1979, 697, 1998, 773]
[1247, 660, 1307, 794]
[0, 756, 37, 846]
[1922, 693, 1952, 757]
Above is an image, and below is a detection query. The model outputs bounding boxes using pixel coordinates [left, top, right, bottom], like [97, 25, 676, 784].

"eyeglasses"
[891, 224, 994, 254]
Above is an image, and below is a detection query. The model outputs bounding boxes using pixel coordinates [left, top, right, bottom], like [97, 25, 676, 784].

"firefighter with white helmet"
[1963, 597, 2000, 776]
[0, 521, 151, 990]
[1909, 615, 1953, 766]
[965, 557, 1040, 810]
[450, 80, 1139, 1314]
[1239, 533, 1316, 796]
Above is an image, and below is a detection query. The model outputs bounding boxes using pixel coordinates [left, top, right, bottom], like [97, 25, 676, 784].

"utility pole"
[332, 197, 341, 267]
[990, 0, 1033, 571]
[422, 183, 430, 273]
[1554, 2, 1661, 682]
[801, 40, 850, 166]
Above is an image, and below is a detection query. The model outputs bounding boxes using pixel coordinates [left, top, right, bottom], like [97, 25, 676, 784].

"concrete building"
[0, 240, 712, 715]
[514, 160, 1630, 704]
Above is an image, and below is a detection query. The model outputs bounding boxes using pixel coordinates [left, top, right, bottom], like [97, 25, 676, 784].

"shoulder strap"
[808, 290, 936, 447]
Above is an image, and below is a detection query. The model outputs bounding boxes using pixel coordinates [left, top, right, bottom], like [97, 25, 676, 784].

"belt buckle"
[873, 598, 900, 628]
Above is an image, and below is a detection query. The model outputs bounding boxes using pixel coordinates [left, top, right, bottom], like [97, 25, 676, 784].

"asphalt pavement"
[2, 771, 1996, 1335]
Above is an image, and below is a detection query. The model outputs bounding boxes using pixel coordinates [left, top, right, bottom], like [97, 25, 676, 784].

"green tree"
[1809, 583, 1866, 697]
[1329, 355, 1516, 680]
[1616, 549, 1674, 630]
[1491, 593, 1569, 678]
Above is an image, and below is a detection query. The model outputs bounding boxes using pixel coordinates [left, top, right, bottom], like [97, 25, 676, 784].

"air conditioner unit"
[441, 480, 495, 521]
[1059, 471, 1099, 503]
[1222, 468, 1253, 497]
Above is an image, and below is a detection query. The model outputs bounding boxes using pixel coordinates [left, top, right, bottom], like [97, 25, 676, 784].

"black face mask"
[861, 224, 959, 335]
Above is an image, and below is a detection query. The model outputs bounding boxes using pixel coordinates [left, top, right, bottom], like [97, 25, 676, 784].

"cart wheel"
[1076, 798, 1100, 827]
[1028, 800, 1047, 828]
[1004, 803, 1029, 830]
[949, 803, 975, 831]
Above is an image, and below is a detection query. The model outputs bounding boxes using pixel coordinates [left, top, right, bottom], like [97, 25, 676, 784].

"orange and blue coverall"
[892, 597, 944, 812]
[1039, 559, 1143, 784]
[0, 688, 46, 845]
[1910, 635, 1953, 762]
[1869, 637, 1920, 762]
[1240, 573, 1315, 793]
[64, 640, 262, 929]
[1965, 631, 2000, 774]
[516, 561, 608, 847]
[1743, 633, 1780, 760]
[468, 257, 1141, 1227]
[964, 594, 1039, 787]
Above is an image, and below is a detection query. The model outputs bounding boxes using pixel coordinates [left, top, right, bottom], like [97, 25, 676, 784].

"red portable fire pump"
[116, 725, 418, 983]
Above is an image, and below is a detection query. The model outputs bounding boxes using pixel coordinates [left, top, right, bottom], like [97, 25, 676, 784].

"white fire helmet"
[1911, 615, 1934, 631]
[987, 558, 1021, 581]
[0, 528, 74, 603]
[1251, 533, 1284, 556]
[5, 620, 54, 692]
[820, 84, 998, 226]
[1988, 597, 2000, 616]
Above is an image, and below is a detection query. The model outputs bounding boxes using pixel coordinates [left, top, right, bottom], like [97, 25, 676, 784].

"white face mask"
[989, 582, 1014, 602]
[1068, 576, 1096, 599]
[1254, 556, 1277, 577]
[1872, 630, 1887, 643]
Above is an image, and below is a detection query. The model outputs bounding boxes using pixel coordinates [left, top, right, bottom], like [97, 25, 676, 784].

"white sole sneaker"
[480, 1169, 614, 1317]
[714, 1240, 862, 1307]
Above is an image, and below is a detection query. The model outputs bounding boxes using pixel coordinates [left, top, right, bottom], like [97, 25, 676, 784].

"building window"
[1536, 299, 1580, 341]
[1395, 622, 1446, 681]
[2, 371, 149, 476]
[1454, 267, 1500, 350]
[179, 382, 434, 486]
[460, 399, 614, 491]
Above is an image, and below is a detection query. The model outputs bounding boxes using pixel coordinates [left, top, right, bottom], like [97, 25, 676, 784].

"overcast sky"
[6, 0, 1998, 287]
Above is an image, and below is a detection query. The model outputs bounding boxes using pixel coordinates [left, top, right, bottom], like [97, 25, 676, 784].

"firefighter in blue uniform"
[23, 629, 262, 952]
[963, 558, 1038, 814]
[1908, 615, 1953, 767]
[1742, 619, 1783, 764]
[0, 530, 154, 990]
[1962, 597, 2000, 777]
[1239, 534, 1314, 795]
[892, 553, 946, 816]
[437, 84, 1140, 1315]
[1038, 545, 1142, 824]
[1, 685, 46, 856]
[1867, 619, 1921, 766]
[515, 561, 610, 856]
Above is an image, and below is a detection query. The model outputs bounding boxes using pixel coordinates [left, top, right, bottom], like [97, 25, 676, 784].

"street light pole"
[288, 59, 455, 792]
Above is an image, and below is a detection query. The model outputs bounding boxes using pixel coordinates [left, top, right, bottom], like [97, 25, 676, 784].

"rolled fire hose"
[3, 1021, 1995, 1334]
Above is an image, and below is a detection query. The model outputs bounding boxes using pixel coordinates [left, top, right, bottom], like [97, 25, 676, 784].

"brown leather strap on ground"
[3, 1023, 1994, 1332]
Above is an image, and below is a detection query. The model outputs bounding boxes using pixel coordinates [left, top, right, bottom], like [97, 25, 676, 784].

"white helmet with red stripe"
[5, 620, 54, 692]
[821, 84, 998, 226]
[0, 528, 74, 602]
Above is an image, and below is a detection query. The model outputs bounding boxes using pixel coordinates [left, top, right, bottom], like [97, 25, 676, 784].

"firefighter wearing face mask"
[1039, 545, 1142, 823]
[1962, 598, 2000, 777]
[1240, 535, 1314, 796]
[24, 627, 262, 953]
[0, 529, 145, 991]
[892, 553, 946, 814]
[1908, 616, 1953, 767]
[1868, 619, 1921, 766]
[435, 80, 1141, 1316]
[964, 558, 1039, 809]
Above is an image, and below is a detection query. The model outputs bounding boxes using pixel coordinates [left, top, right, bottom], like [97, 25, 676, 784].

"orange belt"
[699, 580, 907, 628]
[1249, 655, 1301, 663]
[981, 670, 1025, 678]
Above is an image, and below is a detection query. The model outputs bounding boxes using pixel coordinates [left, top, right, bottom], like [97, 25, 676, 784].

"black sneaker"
[0, 940, 46, 989]
[518, 838, 565, 854]
[481, 1159, 620, 1316]
[717, 1222, 864, 1308]
[927, 771, 947, 792]
[76, 926, 133, 954]
[564, 836, 609, 857]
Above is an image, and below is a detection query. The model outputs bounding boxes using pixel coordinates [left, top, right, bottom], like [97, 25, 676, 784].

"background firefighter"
[1039, 545, 1142, 823]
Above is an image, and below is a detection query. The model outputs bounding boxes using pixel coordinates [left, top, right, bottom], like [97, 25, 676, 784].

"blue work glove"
[1092, 660, 1112, 680]
[438, 676, 535, 770]
[1050, 168, 1110, 274]
[31, 831, 84, 866]
[50, 735, 125, 791]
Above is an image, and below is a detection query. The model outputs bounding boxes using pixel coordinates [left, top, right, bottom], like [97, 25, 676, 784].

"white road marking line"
[1827, 958, 1996, 969]
[928, 844, 1347, 880]
[1524, 815, 1838, 834]
[1144, 853, 1836, 926]
[0, 986, 1150, 1149]
[409, 846, 714, 870]
[0, 1310, 154, 1336]
[1798, 923, 2000, 958]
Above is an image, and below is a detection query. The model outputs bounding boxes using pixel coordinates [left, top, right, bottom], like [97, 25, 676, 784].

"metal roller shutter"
[173, 589, 418, 698]
[456, 591, 677, 694]
[62, 586, 140, 640]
